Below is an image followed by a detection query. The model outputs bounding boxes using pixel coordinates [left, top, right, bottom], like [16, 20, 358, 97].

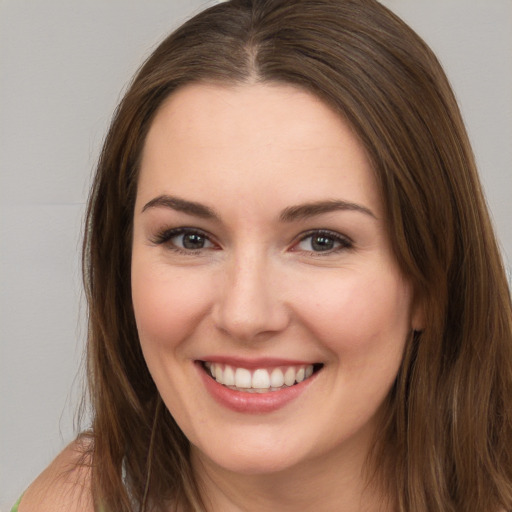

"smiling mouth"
[200, 361, 323, 393]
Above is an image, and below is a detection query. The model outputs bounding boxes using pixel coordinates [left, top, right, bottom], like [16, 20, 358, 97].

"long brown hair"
[82, 0, 512, 510]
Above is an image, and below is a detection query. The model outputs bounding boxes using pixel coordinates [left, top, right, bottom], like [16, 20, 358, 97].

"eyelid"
[150, 226, 217, 249]
[291, 229, 353, 254]
[149, 226, 352, 256]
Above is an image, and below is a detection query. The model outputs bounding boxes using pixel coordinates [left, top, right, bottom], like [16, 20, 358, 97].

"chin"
[194, 443, 309, 476]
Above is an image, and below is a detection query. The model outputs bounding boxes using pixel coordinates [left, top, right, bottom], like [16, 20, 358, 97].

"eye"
[152, 227, 216, 252]
[173, 231, 213, 250]
[294, 230, 352, 254]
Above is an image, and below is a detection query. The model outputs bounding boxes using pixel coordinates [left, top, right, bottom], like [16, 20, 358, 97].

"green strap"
[10, 494, 23, 512]
[11, 493, 106, 511]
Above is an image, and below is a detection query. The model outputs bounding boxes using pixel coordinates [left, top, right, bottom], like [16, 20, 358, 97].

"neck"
[191, 433, 393, 512]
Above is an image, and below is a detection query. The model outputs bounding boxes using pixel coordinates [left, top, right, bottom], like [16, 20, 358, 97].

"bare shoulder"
[19, 436, 94, 512]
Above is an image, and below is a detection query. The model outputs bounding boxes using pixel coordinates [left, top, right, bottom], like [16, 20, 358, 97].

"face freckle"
[130, 82, 419, 477]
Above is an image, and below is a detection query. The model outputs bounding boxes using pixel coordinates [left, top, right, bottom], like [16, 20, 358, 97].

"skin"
[18, 439, 93, 512]
[131, 82, 423, 511]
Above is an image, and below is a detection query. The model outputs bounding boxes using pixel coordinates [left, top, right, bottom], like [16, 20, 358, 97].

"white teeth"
[223, 365, 235, 386]
[205, 362, 316, 391]
[252, 369, 270, 388]
[235, 368, 252, 388]
[270, 368, 285, 387]
[284, 367, 296, 386]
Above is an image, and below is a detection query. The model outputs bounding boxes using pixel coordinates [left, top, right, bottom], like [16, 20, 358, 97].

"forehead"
[137, 82, 381, 218]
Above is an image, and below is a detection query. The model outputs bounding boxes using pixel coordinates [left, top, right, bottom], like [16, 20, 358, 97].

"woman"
[16, 0, 512, 511]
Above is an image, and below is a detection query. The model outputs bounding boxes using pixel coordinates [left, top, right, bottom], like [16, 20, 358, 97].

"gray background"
[1, 0, 510, 508]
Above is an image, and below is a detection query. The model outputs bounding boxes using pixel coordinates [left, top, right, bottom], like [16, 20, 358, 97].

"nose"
[212, 250, 290, 342]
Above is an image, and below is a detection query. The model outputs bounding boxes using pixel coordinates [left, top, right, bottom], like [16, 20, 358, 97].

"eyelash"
[150, 227, 353, 256]
[150, 227, 216, 255]
[293, 229, 353, 256]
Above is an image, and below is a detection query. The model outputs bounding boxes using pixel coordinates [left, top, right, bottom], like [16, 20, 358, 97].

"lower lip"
[196, 362, 319, 414]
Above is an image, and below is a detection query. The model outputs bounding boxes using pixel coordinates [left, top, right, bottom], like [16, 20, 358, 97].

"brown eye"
[295, 230, 352, 253]
[310, 234, 335, 251]
[180, 232, 208, 249]
[169, 230, 215, 251]
[152, 228, 215, 252]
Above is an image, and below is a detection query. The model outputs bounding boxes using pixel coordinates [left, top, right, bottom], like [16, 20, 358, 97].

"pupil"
[312, 235, 334, 251]
[183, 233, 205, 249]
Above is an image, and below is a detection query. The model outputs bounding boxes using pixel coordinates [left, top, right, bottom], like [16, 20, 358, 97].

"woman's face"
[131, 83, 421, 475]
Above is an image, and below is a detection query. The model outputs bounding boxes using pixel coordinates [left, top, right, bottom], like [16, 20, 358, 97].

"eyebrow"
[142, 195, 219, 219]
[279, 199, 376, 222]
[142, 195, 376, 221]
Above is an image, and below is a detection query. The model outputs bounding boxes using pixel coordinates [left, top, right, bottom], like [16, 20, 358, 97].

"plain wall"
[1, 1, 510, 508]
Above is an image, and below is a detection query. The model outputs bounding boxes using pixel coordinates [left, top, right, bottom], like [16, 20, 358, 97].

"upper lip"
[198, 356, 320, 369]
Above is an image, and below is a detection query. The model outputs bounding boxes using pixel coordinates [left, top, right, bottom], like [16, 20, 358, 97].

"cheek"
[295, 267, 413, 361]
[131, 259, 214, 435]
[131, 258, 213, 353]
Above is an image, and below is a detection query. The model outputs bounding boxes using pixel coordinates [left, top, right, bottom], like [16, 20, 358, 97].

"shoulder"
[19, 436, 94, 512]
